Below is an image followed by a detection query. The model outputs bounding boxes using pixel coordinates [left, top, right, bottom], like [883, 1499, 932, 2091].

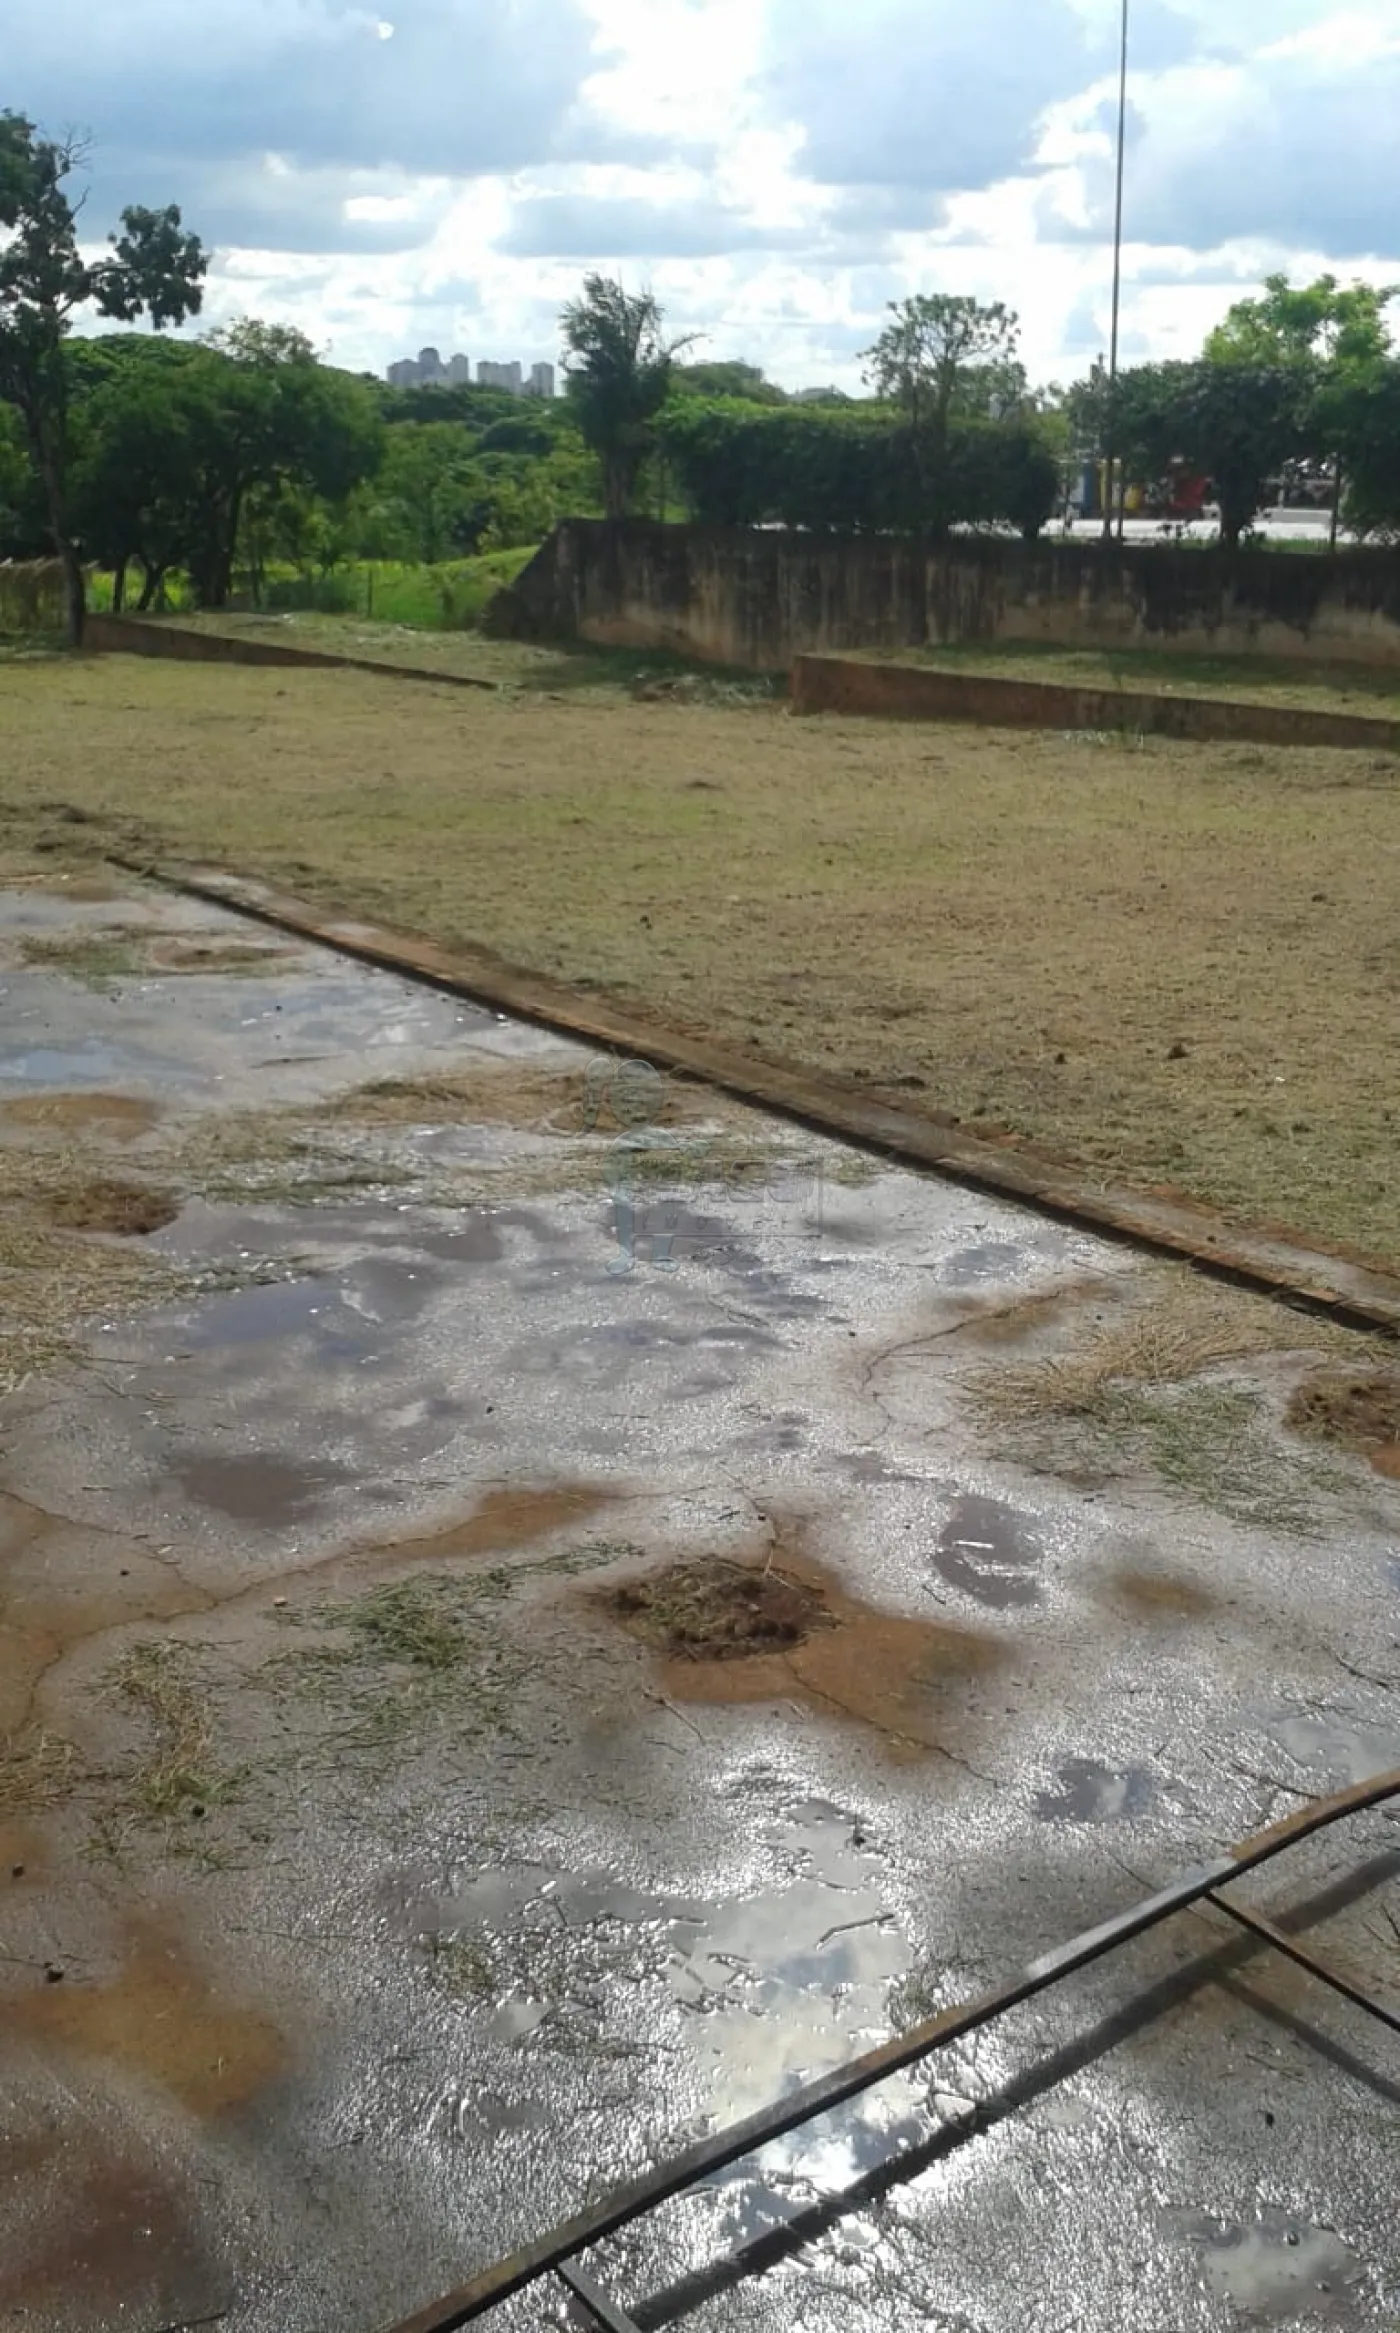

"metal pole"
[1102, 0, 1130, 544]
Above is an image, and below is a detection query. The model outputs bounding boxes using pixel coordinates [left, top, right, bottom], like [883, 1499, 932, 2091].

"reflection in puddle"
[1035, 1758, 1156, 1824]
[174, 1451, 353, 1527]
[1175, 2207, 1365, 2326]
[940, 1243, 1026, 1286]
[933, 1493, 1044, 1610]
[428, 1797, 931, 2227]
[1268, 1713, 1400, 1788]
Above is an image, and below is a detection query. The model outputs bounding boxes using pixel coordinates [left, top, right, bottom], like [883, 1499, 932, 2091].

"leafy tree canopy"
[0, 109, 205, 639]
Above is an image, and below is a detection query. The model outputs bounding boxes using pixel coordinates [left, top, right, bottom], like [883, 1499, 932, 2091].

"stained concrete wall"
[493, 520, 1400, 672]
[792, 655, 1400, 752]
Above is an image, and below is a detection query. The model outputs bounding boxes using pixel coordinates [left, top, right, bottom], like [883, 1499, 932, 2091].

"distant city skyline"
[386, 347, 556, 397]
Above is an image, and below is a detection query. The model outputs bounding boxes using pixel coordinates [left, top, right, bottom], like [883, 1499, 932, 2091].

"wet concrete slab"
[1, 874, 1399, 2333]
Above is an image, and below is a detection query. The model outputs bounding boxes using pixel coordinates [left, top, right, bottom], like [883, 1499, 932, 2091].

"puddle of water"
[172, 1276, 361, 1356]
[0, 1037, 168, 1089]
[1267, 1713, 1400, 1789]
[175, 1452, 354, 1527]
[932, 1492, 1044, 1611]
[0, 1091, 162, 1141]
[9, 1911, 286, 2116]
[1034, 1757, 1156, 1824]
[1175, 2207, 1366, 2325]
[939, 1242, 1027, 1286]
[428, 1800, 919, 2189]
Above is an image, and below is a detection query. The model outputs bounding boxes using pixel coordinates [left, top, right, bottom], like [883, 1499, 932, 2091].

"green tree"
[862, 294, 1020, 533]
[181, 322, 383, 605]
[1205, 272, 1395, 370]
[368, 421, 484, 562]
[1116, 360, 1307, 549]
[560, 275, 695, 517]
[673, 359, 786, 405]
[1206, 274, 1397, 542]
[863, 296, 1020, 438]
[1317, 360, 1400, 539]
[65, 336, 199, 608]
[0, 112, 205, 642]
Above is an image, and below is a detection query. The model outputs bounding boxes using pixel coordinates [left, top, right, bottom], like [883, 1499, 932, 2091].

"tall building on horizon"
[385, 347, 470, 389]
[384, 350, 555, 396]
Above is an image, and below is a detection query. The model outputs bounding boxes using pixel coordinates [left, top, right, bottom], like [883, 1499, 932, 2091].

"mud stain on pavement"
[1287, 1368, 1400, 1479]
[599, 1536, 1006, 1756]
[0, 2143, 219, 2330]
[379, 1482, 618, 1567]
[8, 1908, 287, 2116]
[1103, 1563, 1222, 1620]
[1, 1494, 210, 1731]
[949, 1274, 1123, 1348]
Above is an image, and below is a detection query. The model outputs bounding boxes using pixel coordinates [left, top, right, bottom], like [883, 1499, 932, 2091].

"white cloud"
[13, 0, 1397, 388]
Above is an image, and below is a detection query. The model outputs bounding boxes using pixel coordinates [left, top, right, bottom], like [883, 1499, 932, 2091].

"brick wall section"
[84, 614, 495, 691]
[495, 520, 1400, 671]
[790, 654, 1400, 752]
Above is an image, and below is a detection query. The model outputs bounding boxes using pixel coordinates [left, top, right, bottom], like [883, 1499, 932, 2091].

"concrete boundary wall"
[493, 519, 1400, 671]
[85, 613, 496, 691]
[791, 653, 1400, 753]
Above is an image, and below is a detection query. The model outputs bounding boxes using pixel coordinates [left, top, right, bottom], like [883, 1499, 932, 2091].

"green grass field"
[87, 549, 536, 632]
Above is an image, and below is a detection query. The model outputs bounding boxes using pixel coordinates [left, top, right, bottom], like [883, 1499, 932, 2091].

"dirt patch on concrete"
[46, 1179, 179, 1236]
[949, 1276, 1121, 1348]
[0, 1092, 161, 1141]
[16, 926, 151, 985]
[327, 1057, 727, 1137]
[1102, 1564, 1222, 1620]
[10, 1909, 286, 2114]
[1286, 1369, 1400, 1477]
[146, 935, 301, 974]
[377, 1483, 619, 1566]
[604, 1559, 836, 1661]
[600, 1540, 1007, 1756]
[0, 2147, 213, 2327]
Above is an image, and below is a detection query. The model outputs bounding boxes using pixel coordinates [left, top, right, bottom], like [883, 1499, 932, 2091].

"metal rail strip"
[382, 1767, 1400, 2333]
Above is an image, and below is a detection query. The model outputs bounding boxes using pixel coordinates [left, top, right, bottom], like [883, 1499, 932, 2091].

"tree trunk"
[1329, 461, 1344, 553]
[23, 403, 85, 647]
[112, 558, 128, 615]
[58, 541, 86, 647]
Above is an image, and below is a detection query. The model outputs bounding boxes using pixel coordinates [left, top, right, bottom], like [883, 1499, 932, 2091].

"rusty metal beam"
[378, 1768, 1400, 2333]
[555, 2262, 645, 2333]
[1207, 1889, 1400, 2036]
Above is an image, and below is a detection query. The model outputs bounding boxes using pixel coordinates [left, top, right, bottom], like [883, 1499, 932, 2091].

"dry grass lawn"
[5, 653, 1400, 1263]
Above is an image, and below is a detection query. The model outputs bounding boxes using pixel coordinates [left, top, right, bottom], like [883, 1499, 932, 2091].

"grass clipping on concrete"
[970, 1267, 1360, 1529]
[4, 654, 1400, 1264]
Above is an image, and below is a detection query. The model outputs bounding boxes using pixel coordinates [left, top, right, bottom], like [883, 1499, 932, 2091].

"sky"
[8, 0, 1400, 390]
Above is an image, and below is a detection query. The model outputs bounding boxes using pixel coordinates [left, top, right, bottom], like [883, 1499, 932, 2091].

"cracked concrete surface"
[0, 870, 1397, 2333]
